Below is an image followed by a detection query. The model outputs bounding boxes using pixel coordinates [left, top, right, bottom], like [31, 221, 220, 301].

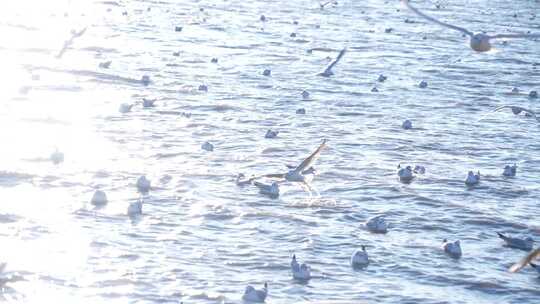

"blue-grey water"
[0, 0, 539, 303]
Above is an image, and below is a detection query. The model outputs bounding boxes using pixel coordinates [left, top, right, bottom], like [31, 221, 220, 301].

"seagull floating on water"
[497, 232, 533, 251]
[253, 181, 280, 198]
[365, 215, 388, 233]
[397, 165, 414, 182]
[291, 255, 311, 280]
[262, 69, 271, 76]
[296, 108, 306, 114]
[418, 80, 428, 88]
[50, 148, 64, 165]
[530, 91, 538, 98]
[127, 199, 143, 216]
[236, 173, 256, 186]
[442, 239, 462, 258]
[198, 84, 208, 92]
[99, 61, 111, 69]
[503, 164, 517, 177]
[301, 90, 310, 99]
[465, 171, 480, 186]
[265, 130, 278, 139]
[136, 176, 151, 193]
[143, 98, 157, 108]
[377, 74, 387, 82]
[402, 0, 540, 52]
[242, 282, 268, 302]
[413, 165, 426, 174]
[119, 103, 134, 113]
[402, 119, 413, 129]
[510, 248, 540, 272]
[91, 190, 108, 206]
[141, 75, 151, 86]
[201, 142, 214, 152]
[318, 48, 346, 77]
[351, 245, 369, 268]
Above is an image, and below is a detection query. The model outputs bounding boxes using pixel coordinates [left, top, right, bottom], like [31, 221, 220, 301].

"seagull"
[136, 176, 151, 193]
[465, 171, 480, 186]
[301, 90, 310, 99]
[201, 142, 214, 151]
[365, 215, 388, 233]
[91, 190, 108, 206]
[253, 181, 280, 198]
[503, 164, 517, 177]
[142, 98, 157, 108]
[402, 0, 540, 52]
[259, 139, 327, 184]
[319, 1, 337, 9]
[127, 199, 142, 216]
[141, 75, 151, 86]
[442, 239, 462, 258]
[236, 173, 256, 186]
[402, 119, 413, 129]
[119, 103, 134, 113]
[351, 245, 369, 268]
[494, 106, 538, 121]
[497, 232, 534, 251]
[50, 148, 64, 165]
[418, 80, 428, 88]
[318, 48, 346, 77]
[242, 282, 268, 302]
[413, 165, 426, 174]
[262, 69, 271, 76]
[291, 255, 311, 280]
[265, 130, 279, 139]
[99, 61, 112, 69]
[509, 248, 540, 272]
[397, 165, 414, 183]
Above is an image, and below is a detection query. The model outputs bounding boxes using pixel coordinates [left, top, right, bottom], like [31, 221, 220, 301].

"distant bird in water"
[175, 26, 183, 32]
[291, 255, 311, 280]
[497, 232, 533, 251]
[143, 98, 157, 108]
[262, 69, 271, 76]
[530, 91, 538, 98]
[198, 84, 208, 92]
[319, 1, 338, 10]
[201, 142, 214, 152]
[371, 87, 379, 92]
[397, 165, 414, 183]
[236, 173, 255, 186]
[365, 215, 388, 233]
[136, 176, 151, 193]
[377, 74, 387, 82]
[296, 108, 306, 114]
[260, 15, 266, 22]
[318, 48, 346, 77]
[465, 171, 480, 186]
[503, 164, 517, 177]
[301, 90, 310, 99]
[253, 181, 280, 198]
[119, 103, 134, 113]
[442, 239, 462, 258]
[141, 75, 151, 86]
[510, 248, 540, 272]
[265, 130, 278, 139]
[50, 148, 64, 165]
[351, 246, 369, 268]
[418, 80, 428, 88]
[99, 61, 111, 69]
[211, 58, 218, 63]
[402, 0, 540, 52]
[511, 87, 519, 94]
[402, 119, 413, 129]
[127, 199, 143, 216]
[414, 165, 426, 174]
[91, 190, 107, 206]
[242, 282, 268, 302]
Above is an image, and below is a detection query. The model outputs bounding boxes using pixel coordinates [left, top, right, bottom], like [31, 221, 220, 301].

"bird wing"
[402, 0, 473, 37]
[509, 248, 540, 272]
[294, 139, 327, 173]
[489, 33, 540, 40]
[494, 105, 537, 118]
[322, 48, 347, 75]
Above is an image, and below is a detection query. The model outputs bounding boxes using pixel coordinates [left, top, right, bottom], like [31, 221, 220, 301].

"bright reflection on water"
[1, 0, 540, 303]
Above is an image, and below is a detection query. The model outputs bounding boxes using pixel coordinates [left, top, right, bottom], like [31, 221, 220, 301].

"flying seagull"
[402, 0, 540, 52]
[478, 105, 539, 122]
[509, 248, 540, 272]
[318, 48, 346, 77]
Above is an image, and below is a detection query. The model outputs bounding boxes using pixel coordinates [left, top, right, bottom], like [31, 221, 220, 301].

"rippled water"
[1, 0, 540, 303]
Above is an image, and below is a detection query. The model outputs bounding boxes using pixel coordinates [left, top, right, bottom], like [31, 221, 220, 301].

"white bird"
[201, 142, 214, 151]
[119, 103, 134, 113]
[365, 216, 388, 233]
[253, 181, 280, 198]
[503, 164, 517, 177]
[127, 199, 143, 216]
[91, 190, 108, 206]
[413, 165, 426, 174]
[402, 119, 413, 129]
[351, 245, 369, 268]
[510, 248, 540, 272]
[291, 255, 311, 280]
[236, 173, 255, 186]
[497, 232, 533, 251]
[136, 175, 151, 193]
[442, 239, 462, 258]
[143, 98, 157, 108]
[397, 165, 414, 182]
[50, 148, 64, 165]
[402, 0, 540, 52]
[242, 283, 268, 302]
[465, 171, 480, 186]
[318, 48, 346, 77]
[265, 130, 279, 139]
[260, 139, 327, 184]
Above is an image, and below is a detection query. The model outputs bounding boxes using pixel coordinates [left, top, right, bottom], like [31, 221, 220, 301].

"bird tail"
[531, 262, 538, 268]
[497, 232, 507, 240]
